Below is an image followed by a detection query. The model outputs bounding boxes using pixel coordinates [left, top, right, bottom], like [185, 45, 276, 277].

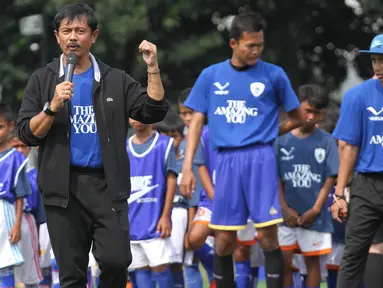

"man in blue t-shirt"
[332, 34, 383, 288]
[180, 11, 302, 288]
[275, 84, 339, 288]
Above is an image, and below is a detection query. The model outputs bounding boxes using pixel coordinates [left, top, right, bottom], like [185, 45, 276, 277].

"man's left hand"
[139, 40, 158, 69]
[297, 208, 319, 228]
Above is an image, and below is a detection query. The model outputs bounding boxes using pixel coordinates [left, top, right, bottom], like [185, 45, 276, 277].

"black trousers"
[45, 170, 132, 288]
[337, 173, 383, 288]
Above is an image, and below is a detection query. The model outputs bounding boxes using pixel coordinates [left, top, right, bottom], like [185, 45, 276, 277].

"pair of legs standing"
[45, 170, 131, 288]
[210, 145, 284, 288]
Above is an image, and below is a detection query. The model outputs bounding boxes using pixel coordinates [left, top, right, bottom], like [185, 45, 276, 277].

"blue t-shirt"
[184, 59, 300, 149]
[69, 65, 103, 168]
[179, 138, 205, 207]
[131, 132, 178, 176]
[0, 148, 31, 202]
[275, 128, 339, 233]
[333, 79, 383, 173]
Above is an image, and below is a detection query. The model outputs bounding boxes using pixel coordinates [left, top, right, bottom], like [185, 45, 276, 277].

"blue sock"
[327, 270, 337, 288]
[39, 267, 52, 288]
[301, 274, 307, 288]
[235, 260, 252, 287]
[152, 268, 173, 288]
[172, 269, 185, 288]
[0, 267, 15, 288]
[51, 258, 60, 288]
[87, 268, 92, 288]
[135, 269, 153, 288]
[251, 267, 259, 288]
[184, 263, 203, 288]
[306, 286, 320, 288]
[292, 271, 303, 288]
[94, 275, 100, 287]
[195, 243, 214, 282]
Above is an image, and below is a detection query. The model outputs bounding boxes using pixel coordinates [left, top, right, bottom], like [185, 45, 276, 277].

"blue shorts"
[188, 188, 202, 208]
[198, 190, 213, 211]
[209, 144, 283, 231]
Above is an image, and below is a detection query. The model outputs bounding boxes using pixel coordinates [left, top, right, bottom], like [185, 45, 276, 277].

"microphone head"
[67, 52, 77, 65]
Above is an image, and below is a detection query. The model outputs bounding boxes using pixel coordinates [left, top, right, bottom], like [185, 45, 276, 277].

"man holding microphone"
[17, 3, 168, 288]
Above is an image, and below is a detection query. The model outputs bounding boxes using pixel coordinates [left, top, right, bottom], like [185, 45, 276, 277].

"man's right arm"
[17, 74, 45, 146]
[331, 87, 361, 221]
[335, 140, 359, 196]
[332, 88, 361, 195]
[17, 74, 73, 146]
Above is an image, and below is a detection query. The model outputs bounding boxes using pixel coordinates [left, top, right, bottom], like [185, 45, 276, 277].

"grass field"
[201, 265, 328, 287]
[16, 265, 328, 287]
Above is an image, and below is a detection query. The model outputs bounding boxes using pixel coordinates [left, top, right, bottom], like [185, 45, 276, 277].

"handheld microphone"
[64, 52, 77, 82]
[64, 52, 77, 105]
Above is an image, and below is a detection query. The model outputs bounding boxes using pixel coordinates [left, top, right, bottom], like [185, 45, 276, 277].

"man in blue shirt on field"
[180, 11, 302, 288]
[332, 34, 383, 288]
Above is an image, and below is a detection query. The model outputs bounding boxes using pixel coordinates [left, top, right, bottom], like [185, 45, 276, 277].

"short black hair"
[0, 103, 13, 123]
[54, 3, 98, 32]
[177, 87, 192, 105]
[157, 111, 185, 135]
[297, 84, 329, 110]
[229, 11, 266, 41]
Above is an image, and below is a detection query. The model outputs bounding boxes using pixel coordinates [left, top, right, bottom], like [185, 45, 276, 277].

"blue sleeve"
[184, 68, 211, 114]
[193, 142, 205, 166]
[325, 136, 340, 178]
[166, 143, 178, 175]
[332, 89, 362, 146]
[275, 68, 300, 112]
[33, 193, 46, 225]
[14, 167, 32, 198]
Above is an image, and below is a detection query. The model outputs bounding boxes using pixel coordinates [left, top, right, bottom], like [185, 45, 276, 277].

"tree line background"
[1, 0, 382, 114]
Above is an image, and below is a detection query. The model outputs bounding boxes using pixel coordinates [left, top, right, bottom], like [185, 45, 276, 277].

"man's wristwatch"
[43, 102, 57, 116]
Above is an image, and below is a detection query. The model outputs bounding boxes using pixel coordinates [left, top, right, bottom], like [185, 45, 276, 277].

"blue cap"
[360, 34, 383, 54]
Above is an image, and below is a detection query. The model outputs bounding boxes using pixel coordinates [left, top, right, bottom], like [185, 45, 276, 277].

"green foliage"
[0, 0, 381, 112]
